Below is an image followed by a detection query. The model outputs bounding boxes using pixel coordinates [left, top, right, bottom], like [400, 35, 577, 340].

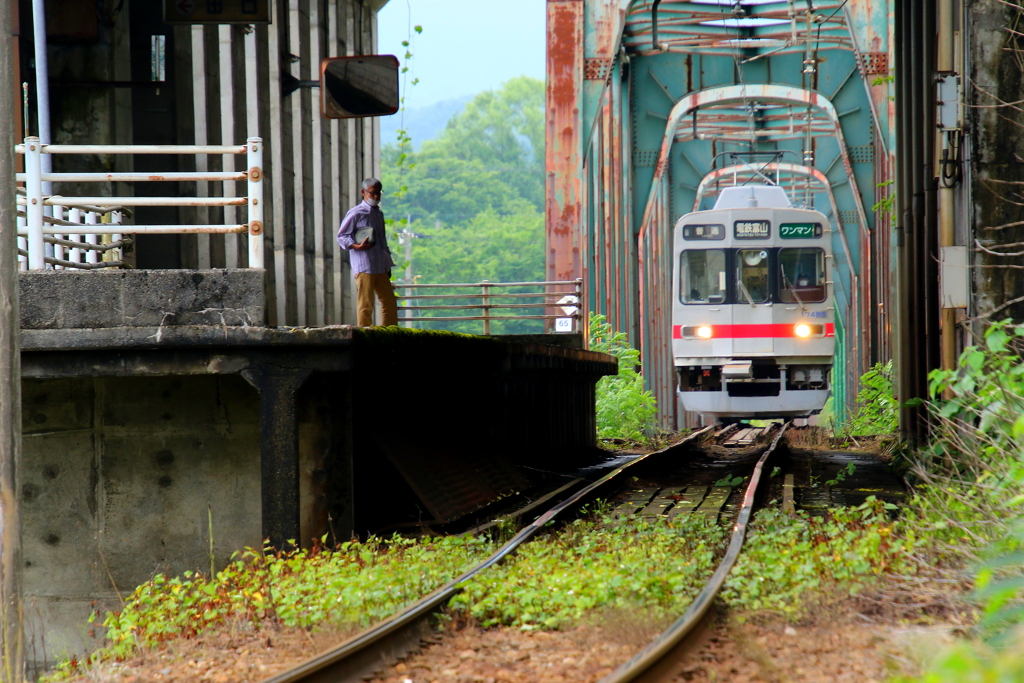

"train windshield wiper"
[737, 279, 756, 307]
[780, 267, 807, 311]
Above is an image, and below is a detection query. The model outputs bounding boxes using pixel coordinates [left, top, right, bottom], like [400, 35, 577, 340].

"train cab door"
[733, 248, 774, 354]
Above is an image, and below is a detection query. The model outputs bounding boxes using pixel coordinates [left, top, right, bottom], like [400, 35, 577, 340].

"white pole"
[247, 137, 264, 269]
[85, 211, 99, 265]
[24, 137, 45, 270]
[32, 0, 54, 251]
[68, 208, 83, 263]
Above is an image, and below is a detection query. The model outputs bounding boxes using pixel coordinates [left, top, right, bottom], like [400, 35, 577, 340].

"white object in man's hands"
[355, 227, 375, 245]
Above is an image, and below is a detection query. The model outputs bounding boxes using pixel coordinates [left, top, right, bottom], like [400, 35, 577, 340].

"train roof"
[712, 185, 792, 210]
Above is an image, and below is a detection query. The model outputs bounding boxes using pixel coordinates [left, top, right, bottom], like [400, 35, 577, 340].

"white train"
[672, 184, 835, 421]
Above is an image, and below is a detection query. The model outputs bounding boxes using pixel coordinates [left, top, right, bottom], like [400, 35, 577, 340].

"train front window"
[779, 248, 826, 303]
[680, 249, 726, 304]
[736, 249, 770, 304]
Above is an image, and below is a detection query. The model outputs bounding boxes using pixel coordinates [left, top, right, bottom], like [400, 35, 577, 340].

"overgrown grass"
[723, 498, 917, 618]
[44, 535, 494, 680]
[450, 500, 918, 630]
[450, 514, 728, 629]
[47, 498, 925, 679]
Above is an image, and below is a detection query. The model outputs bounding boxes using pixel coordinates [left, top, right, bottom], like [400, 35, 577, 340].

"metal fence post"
[481, 280, 491, 335]
[24, 136, 45, 270]
[247, 137, 264, 269]
[575, 278, 586, 341]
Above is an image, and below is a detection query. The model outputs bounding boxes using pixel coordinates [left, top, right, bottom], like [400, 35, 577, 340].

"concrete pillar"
[242, 366, 312, 547]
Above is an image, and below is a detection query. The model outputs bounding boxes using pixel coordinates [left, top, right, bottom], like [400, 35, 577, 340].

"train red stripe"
[672, 323, 836, 339]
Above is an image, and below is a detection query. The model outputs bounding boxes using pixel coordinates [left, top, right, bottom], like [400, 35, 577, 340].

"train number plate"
[734, 220, 770, 239]
[779, 223, 824, 239]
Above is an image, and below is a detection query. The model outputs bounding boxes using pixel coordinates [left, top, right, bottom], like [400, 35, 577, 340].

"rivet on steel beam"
[249, 167, 262, 181]
[30, 198, 37, 205]
[251, 144, 259, 152]
[29, 144, 35, 151]
[252, 197, 259, 205]
[250, 221, 263, 236]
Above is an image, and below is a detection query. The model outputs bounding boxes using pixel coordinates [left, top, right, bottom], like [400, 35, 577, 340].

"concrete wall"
[20, 269, 265, 329]
[969, 0, 1024, 321]
[21, 370, 340, 669]
[21, 374, 261, 664]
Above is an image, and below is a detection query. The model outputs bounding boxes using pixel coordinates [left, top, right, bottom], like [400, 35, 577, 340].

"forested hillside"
[379, 77, 546, 333]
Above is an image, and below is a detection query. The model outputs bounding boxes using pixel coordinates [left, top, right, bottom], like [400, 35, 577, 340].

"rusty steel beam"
[546, 0, 585, 285]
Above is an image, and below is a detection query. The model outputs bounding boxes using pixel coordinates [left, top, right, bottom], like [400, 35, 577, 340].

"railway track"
[263, 425, 719, 683]
[598, 423, 788, 683]
[248, 422, 907, 683]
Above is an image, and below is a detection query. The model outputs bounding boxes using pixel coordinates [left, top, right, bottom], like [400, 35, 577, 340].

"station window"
[680, 250, 727, 304]
[779, 248, 826, 303]
[736, 249, 770, 304]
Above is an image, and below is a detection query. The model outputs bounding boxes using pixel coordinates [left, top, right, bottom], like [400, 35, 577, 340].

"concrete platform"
[16, 269, 616, 671]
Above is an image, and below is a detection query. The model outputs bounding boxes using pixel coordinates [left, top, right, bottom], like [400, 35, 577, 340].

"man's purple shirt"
[337, 200, 395, 275]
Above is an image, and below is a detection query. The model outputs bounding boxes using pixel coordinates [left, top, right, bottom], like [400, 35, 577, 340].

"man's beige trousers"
[356, 272, 398, 327]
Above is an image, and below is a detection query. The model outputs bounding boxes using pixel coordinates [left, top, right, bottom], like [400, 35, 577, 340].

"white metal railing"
[396, 279, 584, 335]
[14, 136, 264, 270]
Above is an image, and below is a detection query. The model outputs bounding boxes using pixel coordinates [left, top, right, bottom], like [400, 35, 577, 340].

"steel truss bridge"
[546, 0, 918, 431]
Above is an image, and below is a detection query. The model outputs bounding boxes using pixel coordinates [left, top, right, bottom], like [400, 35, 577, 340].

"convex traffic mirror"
[320, 55, 400, 119]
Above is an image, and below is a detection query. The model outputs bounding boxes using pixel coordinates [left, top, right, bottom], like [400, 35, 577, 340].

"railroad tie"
[694, 485, 732, 520]
[667, 485, 709, 520]
[612, 488, 660, 518]
[639, 487, 685, 519]
[782, 473, 796, 513]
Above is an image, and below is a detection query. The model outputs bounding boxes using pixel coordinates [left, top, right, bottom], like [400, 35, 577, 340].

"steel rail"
[599, 422, 789, 683]
[262, 425, 716, 683]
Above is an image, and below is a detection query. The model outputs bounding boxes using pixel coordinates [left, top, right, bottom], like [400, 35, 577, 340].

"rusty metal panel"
[546, 0, 585, 284]
[374, 431, 529, 523]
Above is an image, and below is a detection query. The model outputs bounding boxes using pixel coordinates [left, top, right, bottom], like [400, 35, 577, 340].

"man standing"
[338, 178, 399, 327]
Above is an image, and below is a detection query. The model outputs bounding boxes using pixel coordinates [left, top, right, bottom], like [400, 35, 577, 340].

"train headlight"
[794, 323, 812, 338]
[696, 325, 713, 339]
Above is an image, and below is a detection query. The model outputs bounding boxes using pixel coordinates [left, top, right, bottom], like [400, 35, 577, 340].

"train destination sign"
[163, 0, 270, 24]
[734, 220, 770, 239]
[779, 223, 824, 239]
[682, 224, 725, 240]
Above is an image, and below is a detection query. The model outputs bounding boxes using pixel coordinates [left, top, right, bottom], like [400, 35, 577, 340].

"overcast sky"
[377, 0, 547, 108]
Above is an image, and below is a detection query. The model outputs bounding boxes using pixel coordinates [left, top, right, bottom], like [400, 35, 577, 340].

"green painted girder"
[569, 0, 888, 424]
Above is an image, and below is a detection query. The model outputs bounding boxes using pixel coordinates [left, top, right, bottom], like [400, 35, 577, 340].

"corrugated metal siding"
[179, 0, 380, 326]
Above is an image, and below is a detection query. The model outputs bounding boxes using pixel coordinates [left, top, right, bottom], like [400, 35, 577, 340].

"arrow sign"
[557, 295, 579, 316]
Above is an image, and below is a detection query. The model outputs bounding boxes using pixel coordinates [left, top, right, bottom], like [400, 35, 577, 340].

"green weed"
[450, 514, 727, 630]
[589, 313, 658, 442]
[893, 321, 1024, 679]
[722, 497, 916, 618]
[45, 534, 493, 679]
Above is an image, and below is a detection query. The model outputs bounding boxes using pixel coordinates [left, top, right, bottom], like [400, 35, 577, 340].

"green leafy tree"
[380, 77, 547, 334]
[381, 76, 545, 224]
